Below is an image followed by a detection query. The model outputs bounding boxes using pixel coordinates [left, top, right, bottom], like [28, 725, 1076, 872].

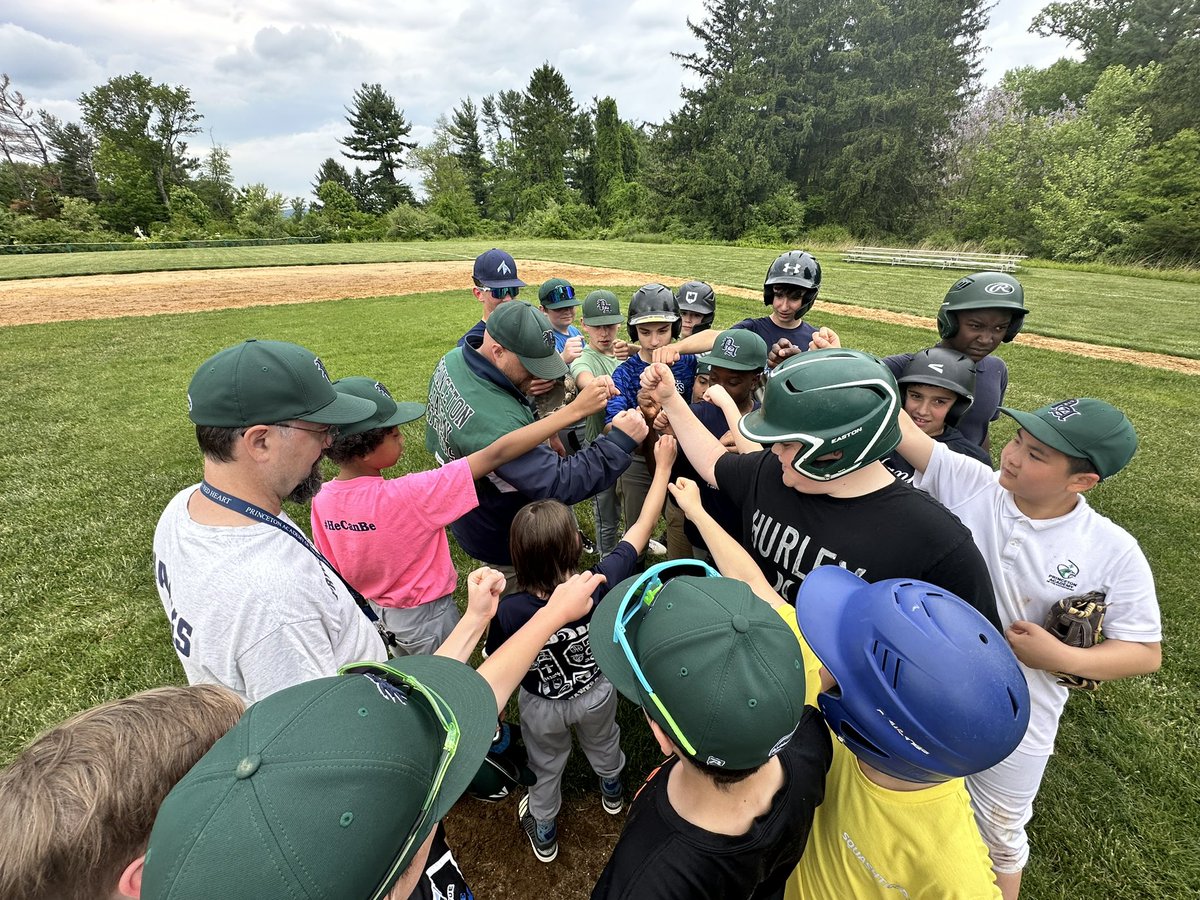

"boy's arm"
[476, 572, 605, 713]
[464, 377, 616, 479]
[434, 567, 505, 663]
[896, 408, 936, 475]
[642, 363, 726, 485]
[668, 477, 785, 609]
[703, 384, 762, 454]
[1006, 625, 1162, 681]
[621, 436, 678, 554]
[650, 329, 718, 364]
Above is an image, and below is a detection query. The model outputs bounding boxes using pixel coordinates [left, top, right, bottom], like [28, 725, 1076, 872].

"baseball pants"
[369, 594, 460, 657]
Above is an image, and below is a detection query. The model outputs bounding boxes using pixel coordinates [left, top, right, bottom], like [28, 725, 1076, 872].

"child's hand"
[768, 338, 801, 369]
[651, 346, 681, 365]
[561, 335, 584, 365]
[637, 387, 662, 423]
[703, 383, 735, 411]
[527, 377, 558, 397]
[653, 409, 673, 435]
[668, 477, 703, 516]
[466, 567, 506, 621]
[1005, 620, 1069, 672]
[612, 408, 650, 444]
[548, 433, 567, 457]
[808, 327, 841, 351]
[613, 339, 634, 361]
[572, 376, 616, 417]
[639, 362, 678, 403]
[653, 433, 678, 467]
[546, 571, 605, 625]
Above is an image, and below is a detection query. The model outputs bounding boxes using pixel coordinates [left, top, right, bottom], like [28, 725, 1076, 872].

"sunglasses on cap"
[613, 559, 721, 757]
[475, 281, 520, 300]
[343, 666, 461, 900]
[544, 284, 575, 305]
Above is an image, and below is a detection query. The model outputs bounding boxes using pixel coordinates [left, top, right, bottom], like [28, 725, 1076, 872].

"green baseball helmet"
[936, 272, 1027, 343]
[739, 349, 902, 481]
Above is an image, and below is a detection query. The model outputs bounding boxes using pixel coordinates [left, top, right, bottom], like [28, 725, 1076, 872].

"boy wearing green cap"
[896, 398, 1162, 899]
[572, 290, 628, 555]
[539, 277, 585, 363]
[589, 563, 832, 899]
[313, 375, 613, 656]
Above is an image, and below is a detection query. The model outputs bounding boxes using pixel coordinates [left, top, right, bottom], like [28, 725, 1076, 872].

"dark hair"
[510, 500, 581, 598]
[1066, 455, 1099, 478]
[195, 425, 245, 462]
[683, 753, 764, 789]
[325, 427, 390, 465]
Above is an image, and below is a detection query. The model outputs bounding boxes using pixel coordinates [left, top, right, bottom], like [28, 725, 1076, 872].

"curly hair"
[325, 426, 391, 465]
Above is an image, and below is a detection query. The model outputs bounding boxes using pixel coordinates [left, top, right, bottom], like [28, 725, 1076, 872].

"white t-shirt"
[915, 444, 1161, 754]
[153, 485, 387, 705]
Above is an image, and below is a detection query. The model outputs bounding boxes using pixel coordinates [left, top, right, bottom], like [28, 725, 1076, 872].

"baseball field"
[1, 240, 1196, 898]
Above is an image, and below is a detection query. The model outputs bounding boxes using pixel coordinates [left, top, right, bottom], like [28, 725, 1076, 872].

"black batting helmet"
[897, 346, 977, 427]
[763, 250, 821, 318]
[627, 283, 681, 342]
[675, 281, 716, 332]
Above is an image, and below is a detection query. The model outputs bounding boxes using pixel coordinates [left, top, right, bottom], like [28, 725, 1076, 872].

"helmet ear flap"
[937, 304, 958, 340]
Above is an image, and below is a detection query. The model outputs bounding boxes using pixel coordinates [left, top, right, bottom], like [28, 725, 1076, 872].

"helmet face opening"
[936, 273, 1027, 343]
[628, 284, 682, 342]
[763, 251, 821, 318]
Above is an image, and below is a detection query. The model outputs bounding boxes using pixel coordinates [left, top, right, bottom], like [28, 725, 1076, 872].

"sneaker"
[518, 794, 558, 862]
[646, 539, 667, 557]
[579, 530, 597, 555]
[600, 776, 624, 815]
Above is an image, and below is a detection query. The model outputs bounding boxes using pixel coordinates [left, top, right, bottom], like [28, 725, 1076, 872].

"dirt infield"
[2, 260, 1195, 375]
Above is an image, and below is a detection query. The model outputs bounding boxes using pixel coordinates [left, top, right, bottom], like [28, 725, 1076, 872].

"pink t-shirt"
[310, 458, 478, 608]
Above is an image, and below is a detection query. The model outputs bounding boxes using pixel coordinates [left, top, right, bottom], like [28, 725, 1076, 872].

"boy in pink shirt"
[312, 375, 613, 655]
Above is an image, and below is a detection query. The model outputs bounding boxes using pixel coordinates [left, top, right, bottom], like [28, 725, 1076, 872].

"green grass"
[2, 239, 1197, 358]
[1, 274, 1197, 899]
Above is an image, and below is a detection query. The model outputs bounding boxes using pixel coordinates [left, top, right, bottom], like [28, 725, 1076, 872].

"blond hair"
[0, 684, 244, 900]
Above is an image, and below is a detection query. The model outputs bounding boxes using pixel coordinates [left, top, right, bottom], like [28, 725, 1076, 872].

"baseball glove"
[1043, 591, 1107, 690]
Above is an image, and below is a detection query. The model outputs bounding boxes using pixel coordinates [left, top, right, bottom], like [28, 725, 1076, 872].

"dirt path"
[2, 260, 1195, 374]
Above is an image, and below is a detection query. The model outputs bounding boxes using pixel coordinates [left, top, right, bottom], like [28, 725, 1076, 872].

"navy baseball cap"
[473, 249, 526, 289]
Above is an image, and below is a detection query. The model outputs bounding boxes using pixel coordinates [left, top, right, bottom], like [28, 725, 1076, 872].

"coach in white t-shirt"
[153, 339, 385, 705]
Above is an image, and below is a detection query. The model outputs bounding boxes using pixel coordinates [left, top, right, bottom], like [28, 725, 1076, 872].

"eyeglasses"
[543, 284, 575, 305]
[274, 422, 339, 440]
[612, 559, 720, 758]
[342, 665, 461, 900]
[476, 283, 520, 300]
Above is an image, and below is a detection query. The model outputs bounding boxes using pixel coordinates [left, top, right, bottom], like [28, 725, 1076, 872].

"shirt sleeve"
[1097, 543, 1162, 642]
[714, 447, 767, 494]
[913, 441, 996, 508]
[606, 362, 639, 423]
[235, 619, 345, 705]
[993, 359, 1008, 421]
[491, 433, 635, 506]
[391, 457, 479, 529]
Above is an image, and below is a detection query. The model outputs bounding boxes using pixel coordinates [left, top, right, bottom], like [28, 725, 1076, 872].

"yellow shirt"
[773, 603, 822, 708]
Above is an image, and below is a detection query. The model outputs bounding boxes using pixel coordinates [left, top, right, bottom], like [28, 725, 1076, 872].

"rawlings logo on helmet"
[985, 282, 1016, 295]
[1050, 399, 1081, 421]
[313, 357, 330, 383]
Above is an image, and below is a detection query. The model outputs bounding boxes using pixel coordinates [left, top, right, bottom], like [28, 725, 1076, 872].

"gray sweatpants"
[369, 594, 460, 657]
[518, 677, 625, 822]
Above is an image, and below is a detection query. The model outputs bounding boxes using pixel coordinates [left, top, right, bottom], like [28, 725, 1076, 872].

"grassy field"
[1, 239, 1198, 358]
[1, 251, 1197, 897]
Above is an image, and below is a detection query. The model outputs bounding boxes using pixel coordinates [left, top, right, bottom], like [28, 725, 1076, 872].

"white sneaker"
[646, 539, 667, 557]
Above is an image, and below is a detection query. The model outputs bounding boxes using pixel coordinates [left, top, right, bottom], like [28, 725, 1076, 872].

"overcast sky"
[3, 1, 1077, 205]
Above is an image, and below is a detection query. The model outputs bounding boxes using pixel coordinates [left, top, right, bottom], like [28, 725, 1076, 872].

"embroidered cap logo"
[542, 329, 554, 349]
[1050, 399, 1081, 421]
[721, 336, 739, 358]
[497, 260, 512, 276]
[374, 381, 393, 399]
[313, 357, 331, 383]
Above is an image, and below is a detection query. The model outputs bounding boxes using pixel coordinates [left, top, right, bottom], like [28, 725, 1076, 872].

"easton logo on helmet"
[373, 381, 393, 399]
[985, 282, 1016, 294]
[313, 357, 330, 383]
[721, 336, 739, 357]
[928, 363, 945, 373]
[1050, 399, 1081, 421]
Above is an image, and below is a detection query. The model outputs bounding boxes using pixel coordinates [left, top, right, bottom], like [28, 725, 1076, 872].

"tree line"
[2, 0, 1197, 264]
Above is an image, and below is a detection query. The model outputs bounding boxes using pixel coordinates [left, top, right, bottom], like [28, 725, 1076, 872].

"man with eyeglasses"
[152, 339, 390, 705]
[134, 572, 603, 900]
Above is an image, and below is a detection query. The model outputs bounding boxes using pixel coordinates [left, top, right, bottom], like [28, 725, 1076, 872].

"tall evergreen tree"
[339, 83, 417, 210]
[447, 97, 490, 214]
[312, 157, 353, 197]
[515, 64, 577, 201]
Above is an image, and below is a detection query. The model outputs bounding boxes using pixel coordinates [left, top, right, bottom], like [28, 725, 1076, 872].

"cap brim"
[630, 315, 678, 325]
[582, 315, 625, 326]
[794, 565, 868, 672]
[589, 575, 650, 704]
[340, 655, 497, 829]
[999, 407, 1084, 459]
[381, 402, 427, 428]
[303, 391, 380, 425]
[520, 352, 569, 381]
[695, 352, 761, 372]
[478, 277, 526, 289]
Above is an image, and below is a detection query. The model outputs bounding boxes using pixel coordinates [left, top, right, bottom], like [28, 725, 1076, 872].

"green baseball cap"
[591, 569, 807, 770]
[485, 301, 569, 380]
[538, 277, 581, 309]
[141, 655, 497, 900]
[1000, 398, 1137, 480]
[697, 329, 769, 372]
[334, 377, 427, 437]
[187, 339, 376, 427]
[581, 290, 625, 326]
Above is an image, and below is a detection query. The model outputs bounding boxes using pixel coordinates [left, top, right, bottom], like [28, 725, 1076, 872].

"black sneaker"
[600, 776, 624, 815]
[579, 530, 597, 555]
[518, 794, 558, 862]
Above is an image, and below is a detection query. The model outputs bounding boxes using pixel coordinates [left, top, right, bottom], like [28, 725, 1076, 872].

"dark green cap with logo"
[581, 290, 625, 325]
[1000, 398, 1137, 480]
[333, 377, 427, 437]
[697, 329, 768, 372]
[141, 655, 497, 900]
[591, 573, 806, 770]
[187, 339, 375, 427]
[538, 277, 581, 309]
[485, 301, 569, 380]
